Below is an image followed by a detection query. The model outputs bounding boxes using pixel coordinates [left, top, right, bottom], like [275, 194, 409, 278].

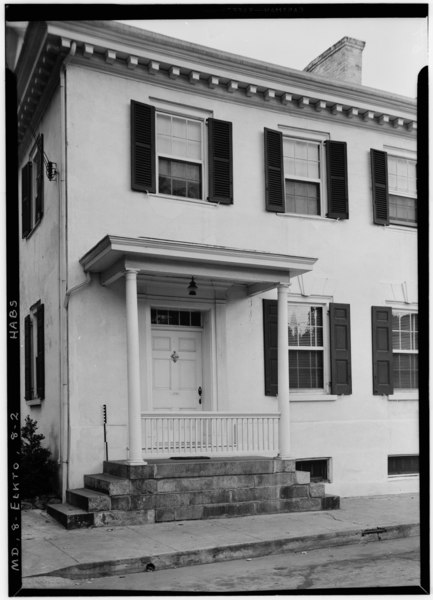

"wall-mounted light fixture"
[46, 161, 58, 181]
[188, 277, 197, 296]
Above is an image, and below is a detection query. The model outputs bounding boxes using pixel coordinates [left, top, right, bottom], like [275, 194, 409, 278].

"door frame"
[139, 295, 226, 412]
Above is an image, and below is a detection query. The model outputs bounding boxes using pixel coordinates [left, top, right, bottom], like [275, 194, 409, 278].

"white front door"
[152, 328, 203, 410]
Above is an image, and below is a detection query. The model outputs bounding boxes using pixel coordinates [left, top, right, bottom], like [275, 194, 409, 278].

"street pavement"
[21, 493, 420, 587]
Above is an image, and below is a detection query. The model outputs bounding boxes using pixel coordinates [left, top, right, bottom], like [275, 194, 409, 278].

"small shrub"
[21, 416, 57, 500]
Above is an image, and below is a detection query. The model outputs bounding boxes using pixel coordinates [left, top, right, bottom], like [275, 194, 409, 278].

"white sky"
[120, 17, 428, 98]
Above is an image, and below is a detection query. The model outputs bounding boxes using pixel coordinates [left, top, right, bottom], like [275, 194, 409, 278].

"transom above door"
[151, 309, 203, 410]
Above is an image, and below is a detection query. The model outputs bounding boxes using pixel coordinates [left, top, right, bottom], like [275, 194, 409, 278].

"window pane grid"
[392, 312, 418, 351]
[157, 114, 203, 162]
[392, 311, 418, 390]
[151, 309, 202, 327]
[159, 158, 202, 199]
[388, 156, 416, 196]
[288, 306, 324, 389]
[285, 180, 320, 215]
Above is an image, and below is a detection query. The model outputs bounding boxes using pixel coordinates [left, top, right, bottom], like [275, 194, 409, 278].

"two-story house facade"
[15, 21, 419, 524]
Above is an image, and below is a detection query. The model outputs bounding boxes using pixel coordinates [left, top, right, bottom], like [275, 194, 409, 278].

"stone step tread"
[46, 503, 95, 530]
[67, 488, 112, 511]
[47, 502, 89, 515]
[69, 487, 112, 498]
[85, 473, 129, 483]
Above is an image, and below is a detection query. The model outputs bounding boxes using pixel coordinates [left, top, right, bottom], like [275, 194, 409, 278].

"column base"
[126, 458, 147, 466]
[278, 453, 295, 460]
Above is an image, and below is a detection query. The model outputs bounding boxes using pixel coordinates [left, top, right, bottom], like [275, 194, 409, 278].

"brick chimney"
[304, 37, 366, 85]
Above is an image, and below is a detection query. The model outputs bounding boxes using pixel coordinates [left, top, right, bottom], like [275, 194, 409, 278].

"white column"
[278, 283, 292, 459]
[125, 269, 146, 465]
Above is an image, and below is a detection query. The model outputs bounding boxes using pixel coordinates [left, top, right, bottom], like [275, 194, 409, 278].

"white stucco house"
[12, 20, 419, 526]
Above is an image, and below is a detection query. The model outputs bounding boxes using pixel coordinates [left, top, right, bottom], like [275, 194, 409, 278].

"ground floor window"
[388, 455, 419, 476]
[24, 301, 45, 402]
[288, 305, 324, 389]
[392, 310, 418, 390]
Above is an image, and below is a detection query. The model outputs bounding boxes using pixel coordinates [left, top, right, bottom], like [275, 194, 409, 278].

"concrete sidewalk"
[22, 493, 419, 583]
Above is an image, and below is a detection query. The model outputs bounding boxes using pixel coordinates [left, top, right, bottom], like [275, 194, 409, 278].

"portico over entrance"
[80, 236, 317, 464]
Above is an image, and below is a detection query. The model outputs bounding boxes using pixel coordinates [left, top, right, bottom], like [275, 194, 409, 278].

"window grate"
[388, 455, 419, 476]
[296, 459, 329, 482]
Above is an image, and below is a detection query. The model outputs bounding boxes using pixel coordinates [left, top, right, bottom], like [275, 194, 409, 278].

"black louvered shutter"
[22, 162, 32, 238]
[208, 118, 233, 204]
[263, 299, 278, 396]
[326, 141, 349, 219]
[371, 149, 389, 225]
[36, 304, 45, 399]
[372, 306, 394, 395]
[24, 315, 33, 400]
[329, 303, 352, 394]
[35, 134, 44, 222]
[264, 128, 285, 212]
[131, 100, 155, 192]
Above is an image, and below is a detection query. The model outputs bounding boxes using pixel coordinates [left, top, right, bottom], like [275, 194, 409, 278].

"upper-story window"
[388, 156, 417, 225]
[264, 128, 349, 220]
[21, 134, 44, 238]
[131, 100, 233, 205]
[283, 138, 321, 216]
[156, 113, 203, 199]
[370, 149, 417, 227]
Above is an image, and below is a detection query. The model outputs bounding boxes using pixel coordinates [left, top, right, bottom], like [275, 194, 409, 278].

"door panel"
[152, 328, 202, 410]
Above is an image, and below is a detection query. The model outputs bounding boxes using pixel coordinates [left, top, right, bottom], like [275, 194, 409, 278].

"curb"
[32, 522, 419, 580]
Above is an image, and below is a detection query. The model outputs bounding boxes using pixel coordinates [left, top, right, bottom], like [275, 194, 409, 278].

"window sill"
[381, 223, 417, 232]
[290, 393, 338, 402]
[276, 213, 328, 222]
[147, 193, 218, 208]
[388, 474, 419, 479]
[388, 392, 419, 401]
[26, 398, 42, 406]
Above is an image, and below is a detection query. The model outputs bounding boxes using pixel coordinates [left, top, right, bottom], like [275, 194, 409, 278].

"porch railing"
[141, 412, 279, 458]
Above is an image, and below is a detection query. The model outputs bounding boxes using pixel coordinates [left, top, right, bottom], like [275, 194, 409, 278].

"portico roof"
[79, 235, 317, 295]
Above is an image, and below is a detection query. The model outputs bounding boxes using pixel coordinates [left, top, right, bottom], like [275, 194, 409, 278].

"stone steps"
[47, 458, 340, 529]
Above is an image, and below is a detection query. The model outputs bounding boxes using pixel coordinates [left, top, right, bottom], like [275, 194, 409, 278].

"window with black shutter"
[326, 141, 349, 219]
[131, 100, 155, 192]
[208, 118, 233, 204]
[371, 306, 394, 395]
[131, 100, 233, 204]
[24, 302, 45, 402]
[329, 303, 352, 394]
[263, 299, 352, 396]
[265, 129, 348, 218]
[371, 149, 417, 227]
[372, 306, 418, 395]
[21, 134, 44, 238]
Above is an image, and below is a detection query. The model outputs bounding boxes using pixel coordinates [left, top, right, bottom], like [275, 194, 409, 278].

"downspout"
[59, 65, 68, 501]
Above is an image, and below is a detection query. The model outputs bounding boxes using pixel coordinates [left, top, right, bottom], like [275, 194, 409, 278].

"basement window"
[296, 458, 329, 482]
[388, 455, 419, 477]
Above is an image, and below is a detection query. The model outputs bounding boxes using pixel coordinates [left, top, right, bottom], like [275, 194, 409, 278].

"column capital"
[277, 282, 291, 291]
[125, 268, 139, 278]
